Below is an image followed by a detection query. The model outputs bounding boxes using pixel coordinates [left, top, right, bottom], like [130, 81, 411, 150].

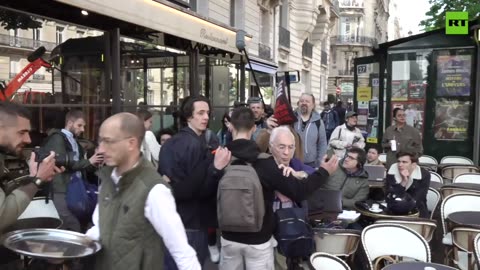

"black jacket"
[222, 139, 330, 245]
[158, 127, 222, 230]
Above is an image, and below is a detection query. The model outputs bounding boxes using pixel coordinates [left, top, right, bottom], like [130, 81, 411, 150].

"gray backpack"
[217, 153, 270, 232]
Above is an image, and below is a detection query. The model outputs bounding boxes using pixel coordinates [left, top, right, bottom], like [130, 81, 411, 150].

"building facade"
[327, 0, 390, 102]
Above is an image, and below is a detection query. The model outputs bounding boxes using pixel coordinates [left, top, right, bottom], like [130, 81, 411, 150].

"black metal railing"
[279, 26, 290, 49]
[321, 50, 328, 65]
[302, 40, 314, 59]
[331, 35, 375, 46]
[338, 69, 353, 76]
[258, 43, 272, 61]
[0, 34, 57, 51]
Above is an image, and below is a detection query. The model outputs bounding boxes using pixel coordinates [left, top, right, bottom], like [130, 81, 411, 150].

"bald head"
[102, 113, 145, 148]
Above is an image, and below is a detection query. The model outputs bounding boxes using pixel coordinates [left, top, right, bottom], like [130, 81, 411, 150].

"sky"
[395, 0, 431, 36]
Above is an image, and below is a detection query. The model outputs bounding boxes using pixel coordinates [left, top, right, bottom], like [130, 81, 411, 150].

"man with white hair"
[294, 93, 328, 168]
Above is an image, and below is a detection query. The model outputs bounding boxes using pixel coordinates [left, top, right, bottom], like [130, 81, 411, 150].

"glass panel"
[390, 51, 430, 138]
[355, 62, 380, 144]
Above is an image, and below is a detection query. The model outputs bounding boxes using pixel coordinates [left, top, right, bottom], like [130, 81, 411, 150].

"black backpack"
[274, 203, 314, 258]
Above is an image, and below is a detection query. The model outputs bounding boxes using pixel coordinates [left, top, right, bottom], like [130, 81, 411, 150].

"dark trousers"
[164, 229, 208, 269]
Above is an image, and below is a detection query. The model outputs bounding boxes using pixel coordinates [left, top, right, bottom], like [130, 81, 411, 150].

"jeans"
[219, 237, 277, 270]
[164, 229, 208, 270]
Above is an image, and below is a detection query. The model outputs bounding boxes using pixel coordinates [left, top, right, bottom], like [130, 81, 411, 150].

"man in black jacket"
[219, 107, 338, 270]
[158, 95, 231, 269]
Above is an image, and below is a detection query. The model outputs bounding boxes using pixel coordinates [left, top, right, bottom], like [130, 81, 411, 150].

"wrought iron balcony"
[321, 50, 328, 66]
[279, 26, 290, 49]
[331, 35, 375, 46]
[302, 40, 314, 59]
[338, 69, 353, 76]
[258, 43, 272, 61]
[0, 34, 57, 51]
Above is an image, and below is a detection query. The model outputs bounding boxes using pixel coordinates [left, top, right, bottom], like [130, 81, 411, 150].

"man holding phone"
[42, 109, 104, 232]
[382, 108, 423, 169]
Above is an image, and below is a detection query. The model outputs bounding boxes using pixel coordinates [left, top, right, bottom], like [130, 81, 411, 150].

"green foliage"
[0, 10, 42, 30]
[420, 0, 480, 31]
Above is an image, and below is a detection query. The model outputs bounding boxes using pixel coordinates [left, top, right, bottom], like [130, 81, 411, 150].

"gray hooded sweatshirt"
[294, 110, 328, 168]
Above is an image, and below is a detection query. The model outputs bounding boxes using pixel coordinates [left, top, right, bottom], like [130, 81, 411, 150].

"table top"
[382, 261, 458, 270]
[354, 201, 419, 219]
[447, 211, 480, 229]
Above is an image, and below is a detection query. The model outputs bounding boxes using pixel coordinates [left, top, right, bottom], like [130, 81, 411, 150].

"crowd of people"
[0, 93, 429, 270]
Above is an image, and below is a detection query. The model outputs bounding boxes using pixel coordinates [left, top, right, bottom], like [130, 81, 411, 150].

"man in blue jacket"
[294, 93, 328, 168]
[158, 95, 231, 269]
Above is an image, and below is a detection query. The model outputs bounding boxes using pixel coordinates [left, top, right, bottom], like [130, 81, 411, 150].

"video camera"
[34, 148, 75, 168]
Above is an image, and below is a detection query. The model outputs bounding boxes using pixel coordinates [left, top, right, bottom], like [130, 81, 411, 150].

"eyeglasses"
[98, 136, 132, 146]
[345, 155, 358, 161]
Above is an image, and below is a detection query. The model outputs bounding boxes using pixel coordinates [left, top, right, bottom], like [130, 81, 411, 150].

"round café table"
[447, 211, 480, 229]
[354, 201, 419, 220]
[382, 261, 458, 270]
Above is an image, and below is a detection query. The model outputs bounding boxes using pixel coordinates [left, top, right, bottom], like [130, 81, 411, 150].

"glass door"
[354, 55, 385, 149]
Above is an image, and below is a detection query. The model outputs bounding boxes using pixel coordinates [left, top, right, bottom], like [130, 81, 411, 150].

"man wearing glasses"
[86, 113, 201, 270]
[382, 108, 423, 169]
[316, 147, 369, 209]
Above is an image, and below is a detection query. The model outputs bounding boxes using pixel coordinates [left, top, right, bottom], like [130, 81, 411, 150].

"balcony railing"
[302, 40, 314, 59]
[279, 26, 290, 49]
[338, 69, 353, 76]
[321, 50, 328, 66]
[331, 35, 375, 46]
[32, 74, 45, 80]
[258, 43, 272, 61]
[0, 34, 57, 51]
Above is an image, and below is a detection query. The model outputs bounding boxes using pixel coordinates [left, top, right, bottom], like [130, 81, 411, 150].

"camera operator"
[42, 109, 103, 233]
[0, 102, 61, 232]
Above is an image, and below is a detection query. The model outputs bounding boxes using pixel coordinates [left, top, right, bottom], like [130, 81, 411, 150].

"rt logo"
[446, 11, 468, 35]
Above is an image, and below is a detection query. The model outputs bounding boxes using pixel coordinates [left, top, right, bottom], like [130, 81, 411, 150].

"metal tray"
[1, 229, 101, 260]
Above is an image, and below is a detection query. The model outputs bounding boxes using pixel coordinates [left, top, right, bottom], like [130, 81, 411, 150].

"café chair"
[361, 224, 430, 270]
[420, 155, 438, 171]
[430, 171, 444, 184]
[427, 187, 441, 219]
[473, 234, 480, 268]
[440, 194, 480, 265]
[441, 185, 480, 200]
[375, 218, 437, 242]
[313, 228, 361, 262]
[441, 156, 474, 165]
[442, 165, 479, 183]
[454, 173, 480, 185]
[310, 252, 351, 270]
[451, 227, 480, 270]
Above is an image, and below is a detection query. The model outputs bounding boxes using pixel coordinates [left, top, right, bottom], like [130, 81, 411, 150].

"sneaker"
[208, 245, 220, 263]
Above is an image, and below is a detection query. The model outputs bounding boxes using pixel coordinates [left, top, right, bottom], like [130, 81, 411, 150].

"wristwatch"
[33, 178, 44, 188]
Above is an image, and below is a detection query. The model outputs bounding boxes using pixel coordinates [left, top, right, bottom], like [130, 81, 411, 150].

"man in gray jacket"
[294, 93, 328, 168]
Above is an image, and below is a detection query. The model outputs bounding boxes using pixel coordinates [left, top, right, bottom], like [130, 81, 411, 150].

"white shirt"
[141, 130, 161, 162]
[86, 168, 200, 270]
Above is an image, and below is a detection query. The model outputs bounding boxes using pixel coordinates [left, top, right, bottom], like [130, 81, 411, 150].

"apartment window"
[279, 0, 289, 29]
[339, 16, 364, 40]
[260, 10, 271, 45]
[32, 29, 40, 40]
[230, 0, 235, 26]
[76, 30, 85, 38]
[302, 70, 311, 91]
[56, 26, 64, 44]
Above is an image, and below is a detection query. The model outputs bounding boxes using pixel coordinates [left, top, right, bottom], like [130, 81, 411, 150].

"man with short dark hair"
[366, 146, 383, 166]
[86, 113, 201, 270]
[158, 95, 231, 269]
[382, 108, 423, 169]
[42, 109, 103, 232]
[385, 151, 430, 218]
[219, 107, 338, 270]
[315, 147, 369, 209]
[0, 102, 59, 232]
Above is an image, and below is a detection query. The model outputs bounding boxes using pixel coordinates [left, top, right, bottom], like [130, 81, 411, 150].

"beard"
[300, 105, 308, 114]
[0, 143, 24, 157]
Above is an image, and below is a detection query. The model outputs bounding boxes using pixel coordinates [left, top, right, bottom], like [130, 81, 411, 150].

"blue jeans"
[164, 229, 208, 270]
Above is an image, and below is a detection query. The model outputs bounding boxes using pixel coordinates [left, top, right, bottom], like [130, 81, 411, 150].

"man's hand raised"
[320, 155, 339, 175]
[213, 147, 231, 170]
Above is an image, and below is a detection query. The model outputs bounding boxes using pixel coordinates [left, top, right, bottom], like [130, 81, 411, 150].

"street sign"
[275, 70, 300, 83]
[357, 65, 367, 74]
